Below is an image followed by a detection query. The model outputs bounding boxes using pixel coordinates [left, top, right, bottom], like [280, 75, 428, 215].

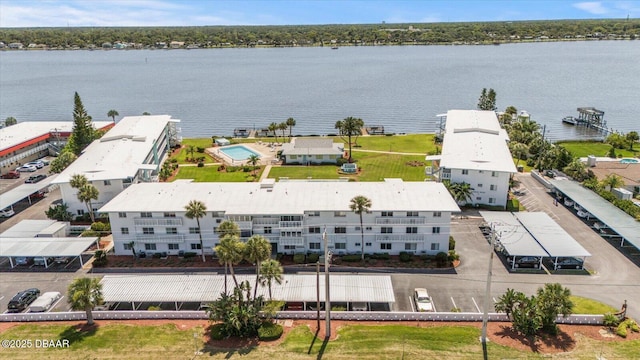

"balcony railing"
[252, 218, 279, 226]
[375, 234, 425, 243]
[135, 234, 186, 243]
[375, 217, 425, 225]
[279, 221, 303, 229]
[278, 237, 305, 246]
[134, 218, 183, 226]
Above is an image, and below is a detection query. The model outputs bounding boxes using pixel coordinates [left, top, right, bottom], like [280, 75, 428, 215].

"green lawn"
[352, 134, 438, 153]
[571, 296, 618, 314]
[174, 165, 260, 182]
[4, 322, 639, 359]
[556, 141, 639, 159]
[172, 138, 217, 164]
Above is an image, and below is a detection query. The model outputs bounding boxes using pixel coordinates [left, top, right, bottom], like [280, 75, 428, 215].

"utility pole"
[323, 228, 331, 339]
[481, 223, 496, 360]
[316, 260, 320, 331]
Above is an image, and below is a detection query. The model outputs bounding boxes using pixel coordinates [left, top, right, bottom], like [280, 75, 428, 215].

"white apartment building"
[99, 179, 460, 257]
[427, 110, 516, 209]
[52, 115, 180, 217]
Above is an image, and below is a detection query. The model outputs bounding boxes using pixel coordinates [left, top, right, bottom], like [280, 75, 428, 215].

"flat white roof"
[52, 115, 178, 184]
[0, 174, 58, 208]
[480, 211, 548, 257]
[0, 237, 97, 257]
[100, 274, 395, 303]
[0, 219, 61, 238]
[437, 110, 517, 173]
[514, 212, 591, 258]
[99, 179, 460, 214]
[0, 121, 113, 152]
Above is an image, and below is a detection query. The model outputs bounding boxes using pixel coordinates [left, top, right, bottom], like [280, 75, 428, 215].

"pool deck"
[207, 142, 282, 166]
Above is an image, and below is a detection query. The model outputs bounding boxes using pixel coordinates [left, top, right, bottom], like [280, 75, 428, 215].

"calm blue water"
[219, 145, 260, 160]
[1, 41, 639, 141]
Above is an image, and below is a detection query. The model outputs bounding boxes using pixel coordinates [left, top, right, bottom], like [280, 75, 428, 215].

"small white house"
[280, 138, 344, 165]
[215, 138, 230, 146]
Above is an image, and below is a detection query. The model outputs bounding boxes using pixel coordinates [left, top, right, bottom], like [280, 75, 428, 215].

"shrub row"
[616, 318, 640, 338]
[257, 322, 283, 341]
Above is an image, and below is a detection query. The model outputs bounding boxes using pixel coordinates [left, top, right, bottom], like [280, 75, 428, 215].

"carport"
[0, 236, 98, 268]
[100, 274, 395, 311]
[514, 212, 591, 270]
[480, 211, 547, 270]
[551, 179, 640, 251]
[0, 174, 58, 211]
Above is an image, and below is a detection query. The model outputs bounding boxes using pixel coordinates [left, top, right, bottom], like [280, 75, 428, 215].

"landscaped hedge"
[341, 254, 361, 262]
[183, 252, 197, 259]
[399, 251, 413, 262]
[307, 253, 319, 263]
[209, 323, 225, 340]
[293, 254, 306, 264]
[258, 322, 283, 341]
[616, 318, 640, 338]
[368, 253, 390, 260]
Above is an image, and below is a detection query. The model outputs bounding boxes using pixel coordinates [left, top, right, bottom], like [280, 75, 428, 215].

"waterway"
[1, 41, 638, 141]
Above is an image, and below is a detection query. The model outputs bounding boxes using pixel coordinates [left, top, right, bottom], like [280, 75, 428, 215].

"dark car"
[555, 257, 584, 270]
[7, 288, 41, 313]
[25, 174, 47, 183]
[1, 170, 20, 179]
[513, 256, 541, 269]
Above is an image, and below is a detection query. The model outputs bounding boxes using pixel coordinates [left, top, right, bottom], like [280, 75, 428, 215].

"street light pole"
[323, 228, 331, 339]
[481, 223, 496, 360]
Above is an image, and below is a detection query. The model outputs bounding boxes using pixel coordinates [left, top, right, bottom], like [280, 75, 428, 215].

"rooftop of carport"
[100, 274, 395, 304]
[0, 174, 58, 209]
[550, 178, 640, 250]
[479, 211, 548, 257]
[514, 212, 591, 258]
[0, 237, 98, 257]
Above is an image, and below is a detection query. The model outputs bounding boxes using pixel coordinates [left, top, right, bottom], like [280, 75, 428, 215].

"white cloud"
[573, 2, 609, 15]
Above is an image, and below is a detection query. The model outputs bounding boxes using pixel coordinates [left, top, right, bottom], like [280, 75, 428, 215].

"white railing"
[135, 234, 186, 243]
[134, 218, 183, 226]
[279, 237, 305, 246]
[375, 217, 426, 225]
[279, 220, 303, 228]
[375, 234, 425, 242]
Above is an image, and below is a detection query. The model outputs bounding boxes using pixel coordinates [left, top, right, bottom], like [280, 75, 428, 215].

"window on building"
[491, 171, 498, 177]
[334, 211, 346, 217]
[168, 243, 180, 250]
[433, 211, 442, 217]
[189, 227, 200, 234]
[309, 227, 321, 234]
[355, 242, 361, 247]
[365, 242, 372, 247]
[264, 226, 272, 234]
[432, 227, 441, 234]
[284, 245, 296, 250]
[477, 183, 483, 188]
[489, 198, 496, 204]
[141, 212, 152, 218]
[290, 155, 298, 160]
[124, 243, 132, 250]
[406, 211, 419, 217]
[490, 184, 497, 191]
[406, 227, 418, 234]
[365, 226, 372, 231]
[462, 169, 469, 175]
[334, 226, 346, 234]
[163, 212, 176, 218]
[381, 211, 393, 217]
[191, 243, 202, 250]
[281, 215, 302, 221]
[118, 212, 127, 218]
[121, 227, 129, 235]
[142, 227, 154, 235]
[211, 211, 223, 218]
[308, 211, 320, 217]
[381, 227, 393, 234]
[309, 242, 321, 250]
[476, 196, 482, 201]
[405, 243, 417, 251]
[355, 226, 361, 231]
[145, 243, 156, 251]
[335, 243, 346, 250]
[166, 227, 177, 234]
[380, 243, 392, 250]
[77, 209, 85, 216]
[103, 180, 111, 186]
[241, 230, 252, 238]
[431, 243, 440, 251]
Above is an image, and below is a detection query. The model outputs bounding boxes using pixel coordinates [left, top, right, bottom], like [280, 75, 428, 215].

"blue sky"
[0, 1, 637, 27]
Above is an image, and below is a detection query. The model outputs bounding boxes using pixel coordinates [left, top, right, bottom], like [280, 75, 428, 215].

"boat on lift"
[562, 116, 577, 125]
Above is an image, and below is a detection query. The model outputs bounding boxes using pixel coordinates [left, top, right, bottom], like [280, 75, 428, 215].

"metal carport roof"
[101, 274, 395, 304]
[0, 174, 58, 208]
[479, 211, 548, 257]
[514, 212, 591, 258]
[0, 237, 98, 257]
[551, 179, 640, 250]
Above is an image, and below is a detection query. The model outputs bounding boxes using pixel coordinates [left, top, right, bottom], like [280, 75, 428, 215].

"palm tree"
[70, 173, 88, 189]
[335, 116, 364, 162]
[626, 131, 639, 150]
[448, 182, 473, 206]
[215, 234, 245, 289]
[494, 288, 519, 319]
[278, 122, 288, 142]
[349, 195, 372, 261]
[4, 116, 17, 127]
[536, 283, 573, 333]
[509, 142, 529, 168]
[67, 277, 103, 325]
[563, 158, 587, 181]
[77, 183, 99, 222]
[245, 235, 272, 299]
[259, 259, 283, 300]
[217, 220, 240, 238]
[185, 144, 195, 161]
[285, 117, 296, 140]
[247, 154, 260, 176]
[184, 200, 207, 262]
[107, 109, 119, 123]
[601, 174, 625, 192]
[268, 122, 279, 143]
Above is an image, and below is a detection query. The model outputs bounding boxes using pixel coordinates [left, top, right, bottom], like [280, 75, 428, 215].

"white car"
[413, 288, 434, 312]
[25, 160, 44, 169]
[0, 206, 15, 218]
[16, 164, 37, 172]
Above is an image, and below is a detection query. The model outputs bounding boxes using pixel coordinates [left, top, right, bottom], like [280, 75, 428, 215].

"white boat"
[562, 116, 577, 125]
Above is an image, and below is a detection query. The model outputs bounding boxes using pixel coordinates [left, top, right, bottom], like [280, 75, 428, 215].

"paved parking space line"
[0, 296, 4, 301]
[408, 296, 415, 312]
[471, 297, 481, 313]
[450, 297, 457, 310]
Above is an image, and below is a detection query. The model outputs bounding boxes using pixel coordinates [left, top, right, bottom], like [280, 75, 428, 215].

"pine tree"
[68, 92, 96, 155]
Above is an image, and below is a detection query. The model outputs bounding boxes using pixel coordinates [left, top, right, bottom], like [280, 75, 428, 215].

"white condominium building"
[52, 115, 180, 217]
[427, 110, 516, 209]
[99, 179, 460, 257]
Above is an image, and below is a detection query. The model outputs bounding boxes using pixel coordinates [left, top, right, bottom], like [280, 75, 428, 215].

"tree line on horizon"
[1, 19, 639, 48]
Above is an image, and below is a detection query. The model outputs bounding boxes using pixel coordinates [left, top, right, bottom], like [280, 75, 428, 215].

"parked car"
[30, 190, 46, 199]
[25, 160, 44, 169]
[33, 257, 54, 266]
[555, 257, 584, 270]
[413, 288, 434, 312]
[25, 174, 47, 183]
[16, 164, 37, 172]
[0, 206, 15, 218]
[513, 256, 541, 268]
[29, 291, 61, 312]
[38, 158, 50, 165]
[14, 257, 33, 266]
[54, 256, 71, 264]
[0, 170, 20, 179]
[7, 288, 40, 313]
[563, 198, 574, 207]
[576, 210, 591, 219]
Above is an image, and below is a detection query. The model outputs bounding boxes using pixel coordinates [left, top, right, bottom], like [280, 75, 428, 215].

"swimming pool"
[620, 158, 639, 164]
[219, 145, 260, 161]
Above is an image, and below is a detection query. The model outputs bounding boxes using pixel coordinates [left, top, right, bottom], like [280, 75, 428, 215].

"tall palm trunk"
[359, 212, 365, 261]
[253, 264, 260, 300]
[196, 218, 205, 262]
[85, 306, 94, 325]
[228, 262, 239, 288]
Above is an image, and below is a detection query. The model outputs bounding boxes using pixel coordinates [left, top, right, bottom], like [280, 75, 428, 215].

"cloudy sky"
[0, 0, 637, 27]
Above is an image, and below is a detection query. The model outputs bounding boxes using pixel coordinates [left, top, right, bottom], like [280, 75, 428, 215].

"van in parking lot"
[29, 292, 61, 312]
[7, 288, 40, 313]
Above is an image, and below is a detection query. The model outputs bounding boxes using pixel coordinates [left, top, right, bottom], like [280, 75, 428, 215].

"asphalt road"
[1, 172, 639, 319]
